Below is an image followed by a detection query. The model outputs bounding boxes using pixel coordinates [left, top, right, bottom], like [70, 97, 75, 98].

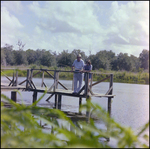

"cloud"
[1, 1, 149, 57]
[1, 7, 24, 31]
[28, 1, 103, 34]
[106, 1, 149, 46]
[1, 1, 23, 14]
[34, 26, 42, 34]
[1, 6, 24, 46]
[1, 5, 30, 49]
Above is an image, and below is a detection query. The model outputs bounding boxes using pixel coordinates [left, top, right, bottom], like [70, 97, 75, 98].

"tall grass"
[1, 91, 149, 148]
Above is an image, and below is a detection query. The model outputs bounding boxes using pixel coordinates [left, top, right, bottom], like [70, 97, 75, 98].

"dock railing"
[1, 68, 114, 97]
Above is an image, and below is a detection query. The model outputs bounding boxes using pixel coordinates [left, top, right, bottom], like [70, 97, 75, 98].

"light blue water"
[1, 76, 149, 146]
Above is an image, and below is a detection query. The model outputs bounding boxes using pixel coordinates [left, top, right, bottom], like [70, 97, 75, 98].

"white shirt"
[72, 59, 84, 71]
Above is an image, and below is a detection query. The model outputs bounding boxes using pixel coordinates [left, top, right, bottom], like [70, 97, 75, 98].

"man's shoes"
[72, 92, 78, 95]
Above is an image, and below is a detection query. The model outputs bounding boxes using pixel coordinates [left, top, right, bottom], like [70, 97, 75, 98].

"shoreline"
[1, 66, 149, 85]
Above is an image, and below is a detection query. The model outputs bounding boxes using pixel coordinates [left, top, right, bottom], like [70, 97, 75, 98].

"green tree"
[40, 50, 56, 67]
[34, 49, 44, 65]
[71, 49, 87, 61]
[139, 49, 149, 70]
[16, 40, 26, 51]
[1, 44, 15, 65]
[13, 50, 28, 65]
[57, 50, 74, 67]
[26, 49, 37, 65]
[116, 53, 132, 71]
[111, 57, 119, 71]
[1, 48, 6, 66]
[130, 55, 140, 72]
[89, 50, 115, 70]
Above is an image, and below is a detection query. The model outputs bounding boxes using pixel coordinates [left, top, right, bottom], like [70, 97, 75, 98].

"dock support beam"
[54, 94, 62, 109]
[86, 97, 91, 123]
[107, 74, 113, 116]
[11, 91, 17, 102]
[11, 70, 18, 102]
[54, 94, 58, 109]
[58, 95, 62, 110]
[106, 74, 113, 141]
[33, 91, 37, 103]
[41, 71, 44, 87]
[79, 97, 82, 114]
[26, 69, 30, 89]
[84, 72, 89, 96]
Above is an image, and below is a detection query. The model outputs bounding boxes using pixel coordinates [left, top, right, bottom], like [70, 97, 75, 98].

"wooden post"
[58, 94, 62, 110]
[53, 71, 57, 92]
[108, 74, 113, 116]
[84, 72, 90, 122]
[84, 72, 89, 96]
[9, 71, 15, 86]
[54, 71, 57, 109]
[41, 71, 44, 87]
[15, 70, 18, 86]
[86, 97, 90, 123]
[56, 71, 59, 88]
[79, 97, 82, 114]
[30, 69, 33, 82]
[26, 69, 30, 89]
[33, 91, 37, 103]
[51, 118, 54, 134]
[54, 94, 58, 109]
[106, 74, 113, 142]
[11, 70, 17, 102]
[54, 71, 59, 109]
[11, 91, 17, 102]
[12, 71, 15, 86]
[72, 74, 74, 91]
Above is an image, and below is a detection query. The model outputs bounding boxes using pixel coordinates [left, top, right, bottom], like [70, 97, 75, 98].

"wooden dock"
[1, 68, 115, 141]
[1, 68, 115, 117]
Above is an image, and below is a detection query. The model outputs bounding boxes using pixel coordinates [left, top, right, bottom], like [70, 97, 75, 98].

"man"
[72, 54, 84, 94]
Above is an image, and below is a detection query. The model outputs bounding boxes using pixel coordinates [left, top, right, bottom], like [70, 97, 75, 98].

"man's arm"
[72, 66, 74, 71]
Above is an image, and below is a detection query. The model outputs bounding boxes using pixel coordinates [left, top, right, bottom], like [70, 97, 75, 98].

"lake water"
[1, 76, 149, 147]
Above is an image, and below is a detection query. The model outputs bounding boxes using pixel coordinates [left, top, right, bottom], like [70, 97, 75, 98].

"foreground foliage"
[1, 91, 149, 148]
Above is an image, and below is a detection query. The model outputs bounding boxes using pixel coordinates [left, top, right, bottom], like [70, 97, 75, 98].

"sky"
[1, 1, 149, 57]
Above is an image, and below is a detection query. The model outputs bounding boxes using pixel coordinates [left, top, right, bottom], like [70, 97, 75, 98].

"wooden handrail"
[45, 70, 68, 90]
[91, 75, 110, 87]
[18, 71, 42, 85]
[1, 71, 12, 82]
[2, 68, 113, 75]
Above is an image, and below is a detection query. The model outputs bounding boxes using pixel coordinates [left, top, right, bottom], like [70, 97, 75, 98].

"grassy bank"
[1, 65, 149, 85]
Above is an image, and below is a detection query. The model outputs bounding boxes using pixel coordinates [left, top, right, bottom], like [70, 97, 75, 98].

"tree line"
[1, 43, 149, 72]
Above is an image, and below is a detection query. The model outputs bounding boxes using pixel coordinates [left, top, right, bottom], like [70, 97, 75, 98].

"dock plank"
[1, 84, 115, 98]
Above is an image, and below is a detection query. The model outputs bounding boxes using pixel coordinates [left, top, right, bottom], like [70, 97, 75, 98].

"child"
[83, 60, 92, 85]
